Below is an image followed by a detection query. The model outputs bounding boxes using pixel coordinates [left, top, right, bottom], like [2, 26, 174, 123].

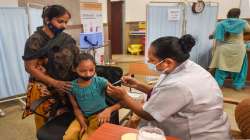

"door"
[108, 0, 124, 54]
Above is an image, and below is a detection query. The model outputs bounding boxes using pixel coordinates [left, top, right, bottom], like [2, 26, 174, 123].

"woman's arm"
[24, 59, 71, 93]
[122, 76, 153, 94]
[134, 82, 153, 94]
[122, 95, 154, 121]
[67, 93, 87, 129]
[107, 84, 154, 121]
[25, 59, 56, 85]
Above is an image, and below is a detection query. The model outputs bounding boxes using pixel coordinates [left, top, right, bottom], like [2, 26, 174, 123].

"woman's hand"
[106, 84, 128, 100]
[121, 76, 139, 88]
[52, 80, 72, 94]
[97, 108, 112, 125]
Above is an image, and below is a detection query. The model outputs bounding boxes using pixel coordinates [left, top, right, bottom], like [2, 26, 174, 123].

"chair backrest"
[127, 63, 159, 85]
[235, 97, 250, 139]
[96, 65, 123, 85]
[96, 65, 123, 124]
[127, 63, 158, 76]
[224, 97, 250, 139]
[96, 65, 123, 106]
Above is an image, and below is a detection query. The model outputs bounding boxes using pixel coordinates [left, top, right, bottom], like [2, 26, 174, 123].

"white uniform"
[141, 60, 231, 140]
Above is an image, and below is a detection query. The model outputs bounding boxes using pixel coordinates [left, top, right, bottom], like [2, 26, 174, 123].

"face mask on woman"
[149, 59, 169, 74]
[48, 22, 65, 35]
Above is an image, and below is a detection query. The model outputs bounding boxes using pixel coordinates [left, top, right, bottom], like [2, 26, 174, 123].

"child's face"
[75, 60, 95, 80]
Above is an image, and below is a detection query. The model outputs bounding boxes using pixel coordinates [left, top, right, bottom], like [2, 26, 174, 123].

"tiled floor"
[0, 54, 249, 140]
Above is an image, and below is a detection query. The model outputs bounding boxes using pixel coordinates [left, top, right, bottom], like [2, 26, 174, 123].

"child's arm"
[106, 103, 121, 113]
[67, 93, 88, 131]
[97, 103, 121, 125]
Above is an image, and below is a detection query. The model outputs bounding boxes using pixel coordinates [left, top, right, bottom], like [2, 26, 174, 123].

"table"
[88, 123, 179, 140]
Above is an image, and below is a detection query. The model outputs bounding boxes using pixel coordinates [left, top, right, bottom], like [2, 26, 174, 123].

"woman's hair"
[42, 5, 71, 24]
[151, 34, 195, 63]
[227, 8, 241, 18]
[73, 53, 96, 68]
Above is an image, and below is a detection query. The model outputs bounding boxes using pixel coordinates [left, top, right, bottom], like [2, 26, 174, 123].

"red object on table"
[87, 123, 179, 140]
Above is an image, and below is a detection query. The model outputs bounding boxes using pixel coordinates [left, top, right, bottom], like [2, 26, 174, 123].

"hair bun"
[42, 6, 50, 18]
[179, 34, 196, 53]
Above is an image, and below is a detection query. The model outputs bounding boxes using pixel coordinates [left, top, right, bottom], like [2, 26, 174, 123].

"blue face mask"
[148, 59, 168, 74]
[47, 23, 65, 35]
[148, 63, 157, 71]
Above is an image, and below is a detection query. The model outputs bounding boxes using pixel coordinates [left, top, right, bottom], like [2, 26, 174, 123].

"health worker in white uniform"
[107, 34, 231, 140]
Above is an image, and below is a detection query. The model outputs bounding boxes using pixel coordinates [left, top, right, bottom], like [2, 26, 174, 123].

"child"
[63, 53, 121, 140]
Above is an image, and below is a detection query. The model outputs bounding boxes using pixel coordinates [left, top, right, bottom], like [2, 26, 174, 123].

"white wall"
[80, 0, 108, 23]
[125, 0, 150, 22]
[83, 0, 242, 22]
[0, 0, 18, 7]
[240, 0, 250, 18]
[102, 0, 107, 23]
[125, 0, 241, 21]
[218, 0, 240, 19]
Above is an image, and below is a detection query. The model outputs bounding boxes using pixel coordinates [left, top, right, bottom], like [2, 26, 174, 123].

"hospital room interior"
[1, 0, 250, 140]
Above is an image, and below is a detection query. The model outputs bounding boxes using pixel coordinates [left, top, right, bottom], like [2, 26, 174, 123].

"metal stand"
[0, 109, 5, 117]
[80, 45, 100, 59]
[80, 44, 111, 65]
[0, 95, 26, 117]
[119, 110, 133, 125]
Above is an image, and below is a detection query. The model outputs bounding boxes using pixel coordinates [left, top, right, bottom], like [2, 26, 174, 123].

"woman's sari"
[22, 29, 79, 129]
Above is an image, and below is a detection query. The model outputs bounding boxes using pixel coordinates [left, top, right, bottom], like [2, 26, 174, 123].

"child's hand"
[80, 121, 88, 137]
[97, 108, 112, 125]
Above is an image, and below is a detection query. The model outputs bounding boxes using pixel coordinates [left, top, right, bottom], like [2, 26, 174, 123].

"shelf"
[129, 31, 145, 36]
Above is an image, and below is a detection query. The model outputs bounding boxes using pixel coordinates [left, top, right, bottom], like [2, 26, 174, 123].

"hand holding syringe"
[112, 73, 135, 86]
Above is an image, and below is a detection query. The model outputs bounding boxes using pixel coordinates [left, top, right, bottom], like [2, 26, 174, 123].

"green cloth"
[209, 41, 246, 72]
[71, 76, 108, 117]
[209, 19, 250, 73]
[246, 42, 250, 49]
[214, 18, 246, 41]
[214, 54, 248, 89]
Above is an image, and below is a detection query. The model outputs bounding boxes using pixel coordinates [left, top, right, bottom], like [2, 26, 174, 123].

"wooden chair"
[127, 63, 158, 76]
[224, 97, 250, 139]
[127, 62, 159, 85]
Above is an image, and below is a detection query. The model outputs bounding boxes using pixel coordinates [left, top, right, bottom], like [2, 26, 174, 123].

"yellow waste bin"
[128, 44, 142, 55]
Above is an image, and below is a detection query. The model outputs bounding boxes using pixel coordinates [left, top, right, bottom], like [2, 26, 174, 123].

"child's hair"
[42, 5, 71, 25]
[73, 53, 96, 68]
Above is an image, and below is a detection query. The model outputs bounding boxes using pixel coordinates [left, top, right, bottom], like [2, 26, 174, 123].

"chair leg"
[119, 110, 133, 125]
[0, 109, 5, 117]
[124, 113, 141, 128]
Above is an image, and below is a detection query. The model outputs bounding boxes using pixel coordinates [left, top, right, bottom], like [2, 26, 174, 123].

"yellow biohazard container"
[128, 44, 142, 55]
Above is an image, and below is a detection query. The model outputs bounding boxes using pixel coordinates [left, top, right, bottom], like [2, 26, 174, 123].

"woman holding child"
[22, 5, 79, 129]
